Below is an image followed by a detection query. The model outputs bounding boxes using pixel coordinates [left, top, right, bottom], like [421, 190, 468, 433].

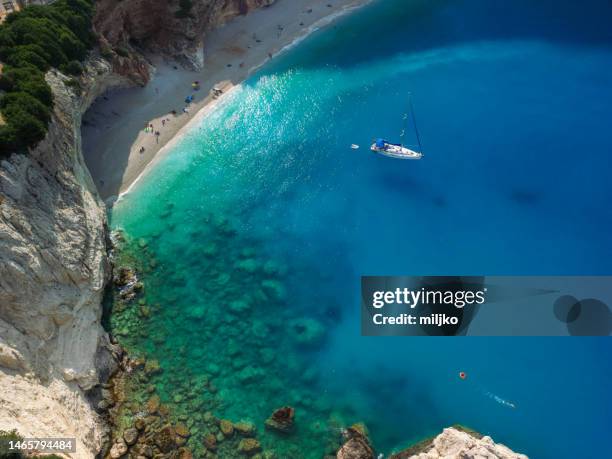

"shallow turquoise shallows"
[111, 0, 612, 457]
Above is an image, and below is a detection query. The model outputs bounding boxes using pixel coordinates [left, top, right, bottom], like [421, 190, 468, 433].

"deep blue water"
[112, 0, 612, 457]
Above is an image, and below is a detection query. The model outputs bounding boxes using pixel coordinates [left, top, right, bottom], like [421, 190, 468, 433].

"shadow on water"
[509, 189, 541, 206]
[255, 0, 612, 77]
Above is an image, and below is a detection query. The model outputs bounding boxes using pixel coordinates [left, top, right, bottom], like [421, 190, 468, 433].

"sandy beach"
[82, 0, 372, 202]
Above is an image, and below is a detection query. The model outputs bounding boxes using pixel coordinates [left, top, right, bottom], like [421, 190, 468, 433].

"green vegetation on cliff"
[0, 0, 95, 156]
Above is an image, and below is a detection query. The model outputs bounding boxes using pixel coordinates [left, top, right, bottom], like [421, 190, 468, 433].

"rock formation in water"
[387, 427, 528, 459]
[336, 425, 375, 459]
[94, 0, 276, 68]
[334, 425, 527, 459]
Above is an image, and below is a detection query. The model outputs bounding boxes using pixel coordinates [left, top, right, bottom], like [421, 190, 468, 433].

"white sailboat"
[371, 95, 424, 160]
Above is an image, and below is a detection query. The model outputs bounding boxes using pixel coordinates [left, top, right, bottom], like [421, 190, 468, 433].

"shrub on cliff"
[0, 93, 49, 149]
[0, 0, 95, 156]
[61, 60, 84, 76]
[0, 66, 53, 106]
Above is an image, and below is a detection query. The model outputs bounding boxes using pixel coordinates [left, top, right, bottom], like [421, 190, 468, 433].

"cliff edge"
[336, 426, 528, 459]
[392, 427, 528, 459]
[0, 2, 278, 456]
[94, 0, 276, 68]
[0, 57, 133, 458]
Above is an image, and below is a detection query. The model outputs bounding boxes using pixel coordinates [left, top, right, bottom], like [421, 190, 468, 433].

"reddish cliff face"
[94, 0, 275, 67]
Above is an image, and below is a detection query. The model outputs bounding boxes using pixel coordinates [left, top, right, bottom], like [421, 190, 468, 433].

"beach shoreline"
[82, 0, 373, 203]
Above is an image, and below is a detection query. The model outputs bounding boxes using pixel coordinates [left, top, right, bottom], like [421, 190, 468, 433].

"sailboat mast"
[400, 113, 407, 146]
[408, 94, 423, 154]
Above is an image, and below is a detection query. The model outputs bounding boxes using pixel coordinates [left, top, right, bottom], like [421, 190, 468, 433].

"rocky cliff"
[94, 0, 276, 68]
[391, 427, 529, 459]
[336, 426, 527, 459]
[0, 2, 278, 456]
[0, 57, 134, 458]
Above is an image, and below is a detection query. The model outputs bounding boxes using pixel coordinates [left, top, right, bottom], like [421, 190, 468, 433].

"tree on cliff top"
[0, 0, 95, 157]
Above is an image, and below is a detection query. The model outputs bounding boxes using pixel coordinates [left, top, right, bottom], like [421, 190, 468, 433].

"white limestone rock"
[404, 427, 528, 459]
[0, 57, 132, 459]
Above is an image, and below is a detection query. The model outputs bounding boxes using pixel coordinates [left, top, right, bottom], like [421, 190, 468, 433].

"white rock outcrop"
[405, 427, 528, 459]
[0, 57, 132, 458]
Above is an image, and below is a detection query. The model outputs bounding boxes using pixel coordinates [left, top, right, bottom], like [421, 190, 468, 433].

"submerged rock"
[251, 320, 269, 338]
[123, 427, 139, 445]
[217, 273, 231, 285]
[140, 444, 154, 458]
[135, 418, 146, 431]
[235, 421, 256, 437]
[175, 422, 190, 438]
[139, 304, 151, 318]
[263, 260, 285, 276]
[235, 258, 259, 273]
[109, 439, 128, 459]
[203, 433, 217, 451]
[289, 318, 325, 348]
[146, 394, 160, 413]
[144, 359, 162, 376]
[114, 266, 140, 301]
[265, 406, 295, 434]
[114, 266, 136, 287]
[238, 438, 262, 455]
[238, 366, 265, 383]
[220, 419, 234, 437]
[337, 425, 374, 459]
[178, 447, 193, 459]
[189, 305, 206, 319]
[259, 348, 275, 364]
[261, 279, 286, 301]
[207, 363, 221, 376]
[337, 438, 374, 459]
[229, 299, 251, 314]
[203, 242, 218, 256]
[97, 399, 112, 411]
[155, 424, 177, 453]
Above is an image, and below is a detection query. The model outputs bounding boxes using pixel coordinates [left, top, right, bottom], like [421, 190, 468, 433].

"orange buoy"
[459, 371, 466, 380]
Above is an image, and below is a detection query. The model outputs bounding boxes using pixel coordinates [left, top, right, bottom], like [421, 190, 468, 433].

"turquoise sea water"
[110, 0, 612, 457]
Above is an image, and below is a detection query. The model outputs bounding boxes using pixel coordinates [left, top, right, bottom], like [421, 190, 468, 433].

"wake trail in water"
[463, 375, 517, 410]
[483, 390, 517, 409]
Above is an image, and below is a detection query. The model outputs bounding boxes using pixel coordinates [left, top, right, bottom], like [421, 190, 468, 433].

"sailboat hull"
[370, 142, 423, 160]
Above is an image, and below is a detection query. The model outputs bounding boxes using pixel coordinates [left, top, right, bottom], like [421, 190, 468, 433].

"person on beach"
[155, 131, 160, 143]
[139, 146, 145, 153]
[162, 119, 166, 127]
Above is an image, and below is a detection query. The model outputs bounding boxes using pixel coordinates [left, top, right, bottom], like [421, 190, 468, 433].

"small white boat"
[351, 144, 360, 150]
[371, 94, 424, 160]
[370, 140, 422, 159]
